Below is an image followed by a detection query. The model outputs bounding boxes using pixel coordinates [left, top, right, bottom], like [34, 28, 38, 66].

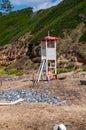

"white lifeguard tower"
[35, 35, 59, 82]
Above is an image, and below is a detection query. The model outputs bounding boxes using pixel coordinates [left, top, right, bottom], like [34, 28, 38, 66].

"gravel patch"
[0, 89, 64, 105]
[4, 76, 23, 81]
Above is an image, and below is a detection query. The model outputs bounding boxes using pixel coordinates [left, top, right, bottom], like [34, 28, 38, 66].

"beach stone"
[0, 89, 64, 105]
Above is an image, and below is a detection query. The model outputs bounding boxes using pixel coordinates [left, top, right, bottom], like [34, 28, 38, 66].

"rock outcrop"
[0, 32, 40, 69]
[0, 33, 31, 66]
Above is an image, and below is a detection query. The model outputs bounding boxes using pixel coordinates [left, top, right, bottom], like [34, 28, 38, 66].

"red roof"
[39, 36, 59, 41]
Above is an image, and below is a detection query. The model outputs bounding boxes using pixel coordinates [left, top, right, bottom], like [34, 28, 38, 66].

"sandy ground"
[0, 72, 86, 130]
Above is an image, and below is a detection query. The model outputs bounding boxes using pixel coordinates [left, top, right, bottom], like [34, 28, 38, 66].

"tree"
[0, 0, 13, 13]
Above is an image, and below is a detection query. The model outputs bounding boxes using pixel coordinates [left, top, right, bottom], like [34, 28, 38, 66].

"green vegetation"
[0, 67, 23, 76]
[57, 68, 71, 74]
[79, 32, 86, 42]
[0, 0, 86, 45]
[83, 67, 86, 71]
[0, 68, 6, 75]
[0, 8, 33, 45]
[5, 68, 23, 76]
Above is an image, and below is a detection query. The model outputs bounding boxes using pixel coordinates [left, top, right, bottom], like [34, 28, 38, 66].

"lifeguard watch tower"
[35, 35, 59, 82]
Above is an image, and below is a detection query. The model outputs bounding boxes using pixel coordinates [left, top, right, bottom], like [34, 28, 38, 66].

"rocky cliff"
[0, 33, 30, 66]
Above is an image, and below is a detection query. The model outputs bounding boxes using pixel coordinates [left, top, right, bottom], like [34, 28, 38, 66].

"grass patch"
[0, 68, 23, 76]
[0, 69, 6, 75]
[5, 68, 23, 76]
[57, 68, 71, 74]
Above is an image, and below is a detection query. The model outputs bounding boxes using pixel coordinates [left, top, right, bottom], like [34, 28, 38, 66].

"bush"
[5, 68, 23, 76]
[83, 67, 86, 71]
[79, 32, 86, 42]
[57, 68, 71, 74]
[67, 62, 75, 69]
[0, 69, 6, 75]
[0, 66, 5, 69]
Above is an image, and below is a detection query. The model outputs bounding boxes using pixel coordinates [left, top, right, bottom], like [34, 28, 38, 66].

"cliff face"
[0, 32, 40, 70]
[0, 33, 30, 66]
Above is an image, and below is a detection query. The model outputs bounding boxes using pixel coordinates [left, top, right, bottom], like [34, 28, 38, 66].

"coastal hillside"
[0, 0, 86, 45]
[0, 0, 86, 71]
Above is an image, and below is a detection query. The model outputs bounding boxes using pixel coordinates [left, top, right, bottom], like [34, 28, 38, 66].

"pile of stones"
[0, 89, 63, 105]
[4, 76, 23, 81]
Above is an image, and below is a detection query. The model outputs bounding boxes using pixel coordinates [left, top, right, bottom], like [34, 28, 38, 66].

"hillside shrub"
[5, 68, 23, 76]
[0, 69, 5, 75]
[79, 31, 86, 42]
[83, 67, 86, 71]
[67, 62, 75, 69]
[57, 68, 71, 74]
